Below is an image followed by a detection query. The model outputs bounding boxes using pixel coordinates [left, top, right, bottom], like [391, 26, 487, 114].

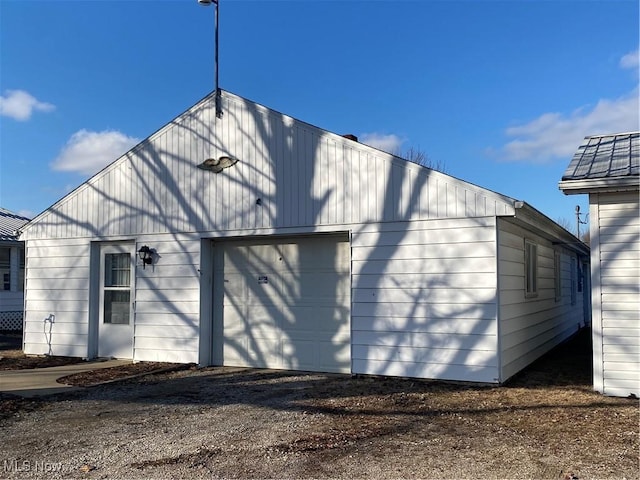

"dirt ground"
[0, 329, 638, 479]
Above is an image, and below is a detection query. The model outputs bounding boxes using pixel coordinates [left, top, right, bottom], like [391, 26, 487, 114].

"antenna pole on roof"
[198, 0, 223, 118]
[575, 205, 588, 239]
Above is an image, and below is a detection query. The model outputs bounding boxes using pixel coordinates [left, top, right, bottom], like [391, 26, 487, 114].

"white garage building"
[19, 91, 589, 383]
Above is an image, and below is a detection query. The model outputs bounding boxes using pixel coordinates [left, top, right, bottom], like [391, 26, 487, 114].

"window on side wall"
[554, 251, 562, 302]
[570, 257, 577, 306]
[525, 240, 538, 297]
[577, 262, 583, 292]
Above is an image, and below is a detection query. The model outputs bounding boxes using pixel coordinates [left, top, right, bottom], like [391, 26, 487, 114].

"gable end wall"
[20, 92, 515, 242]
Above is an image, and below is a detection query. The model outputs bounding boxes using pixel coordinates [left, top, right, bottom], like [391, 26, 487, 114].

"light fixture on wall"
[198, 156, 239, 173]
[138, 246, 153, 269]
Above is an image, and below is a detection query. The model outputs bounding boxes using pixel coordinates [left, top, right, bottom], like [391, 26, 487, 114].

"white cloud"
[51, 129, 140, 175]
[494, 49, 640, 163]
[17, 210, 34, 220]
[498, 88, 639, 163]
[620, 48, 639, 70]
[0, 89, 55, 121]
[359, 132, 404, 154]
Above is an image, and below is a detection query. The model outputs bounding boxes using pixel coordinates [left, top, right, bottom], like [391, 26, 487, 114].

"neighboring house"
[18, 90, 589, 383]
[559, 132, 639, 398]
[0, 208, 29, 331]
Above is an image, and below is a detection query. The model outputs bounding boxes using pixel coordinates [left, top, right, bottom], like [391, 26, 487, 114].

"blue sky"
[1, 0, 638, 233]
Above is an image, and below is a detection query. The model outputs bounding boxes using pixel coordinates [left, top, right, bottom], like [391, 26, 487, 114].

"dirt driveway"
[0, 332, 638, 479]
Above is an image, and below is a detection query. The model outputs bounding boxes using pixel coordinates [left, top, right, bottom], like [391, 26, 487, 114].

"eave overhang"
[558, 177, 640, 195]
[505, 201, 590, 257]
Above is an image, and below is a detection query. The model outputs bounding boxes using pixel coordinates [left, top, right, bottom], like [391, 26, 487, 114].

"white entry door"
[98, 244, 134, 359]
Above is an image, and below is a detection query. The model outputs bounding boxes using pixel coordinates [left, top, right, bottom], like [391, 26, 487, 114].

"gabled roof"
[559, 132, 640, 194]
[0, 208, 30, 241]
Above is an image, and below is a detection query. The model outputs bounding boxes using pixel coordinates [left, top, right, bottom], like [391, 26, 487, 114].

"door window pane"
[104, 290, 131, 324]
[103, 253, 131, 324]
[105, 253, 130, 287]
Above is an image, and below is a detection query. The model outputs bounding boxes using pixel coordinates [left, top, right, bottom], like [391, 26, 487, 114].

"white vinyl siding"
[23, 235, 201, 363]
[351, 217, 500, 383]
[590, 192, 639, 397]
[132, 235, 201, 363]
[23, 238, 91, 357]
[498, 219, 584, 381]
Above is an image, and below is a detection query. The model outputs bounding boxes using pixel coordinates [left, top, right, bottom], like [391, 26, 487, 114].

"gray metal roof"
[562, 132, 639, 181]
[0, 208, 30, 241]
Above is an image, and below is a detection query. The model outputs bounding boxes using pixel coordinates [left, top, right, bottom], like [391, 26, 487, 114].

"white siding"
[21, 91, 515, 242]
[498, 219, 585, 381]
[351, 218, 500, 383]
[23, 235, 201, 363]
[23, 238, 91, 357]
[133, 235, 201, 363]
[590, 192, 639, 397]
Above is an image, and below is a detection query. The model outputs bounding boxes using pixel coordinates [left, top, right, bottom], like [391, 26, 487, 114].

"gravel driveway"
[1, 361, 637, 479]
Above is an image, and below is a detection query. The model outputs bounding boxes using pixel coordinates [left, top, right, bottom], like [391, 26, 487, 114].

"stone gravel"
[1, 366, 637, 479]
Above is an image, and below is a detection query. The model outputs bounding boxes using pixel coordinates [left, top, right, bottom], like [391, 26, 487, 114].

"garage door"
[214, 235, 351, 373]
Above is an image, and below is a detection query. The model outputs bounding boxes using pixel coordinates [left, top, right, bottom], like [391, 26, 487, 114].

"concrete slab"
[0, 359, 131, 397]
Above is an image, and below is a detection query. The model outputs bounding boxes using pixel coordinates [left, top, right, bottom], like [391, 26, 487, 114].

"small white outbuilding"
[19, 91, 589, 383]
[560, 132, 639, 397]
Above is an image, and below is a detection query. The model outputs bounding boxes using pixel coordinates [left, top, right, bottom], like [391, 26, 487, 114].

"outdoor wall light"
[138, 246, 153, 269]
[198, 156, 239, 173]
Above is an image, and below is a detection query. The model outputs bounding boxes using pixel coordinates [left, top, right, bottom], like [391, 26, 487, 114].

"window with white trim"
[554, 251, 562, 302]
[570, 257, 577, 306]
[0, 246, 24, 292]
[103, 253, 131, 325]
[577, 262, 583, 293]
[525, 240, 538, 297]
